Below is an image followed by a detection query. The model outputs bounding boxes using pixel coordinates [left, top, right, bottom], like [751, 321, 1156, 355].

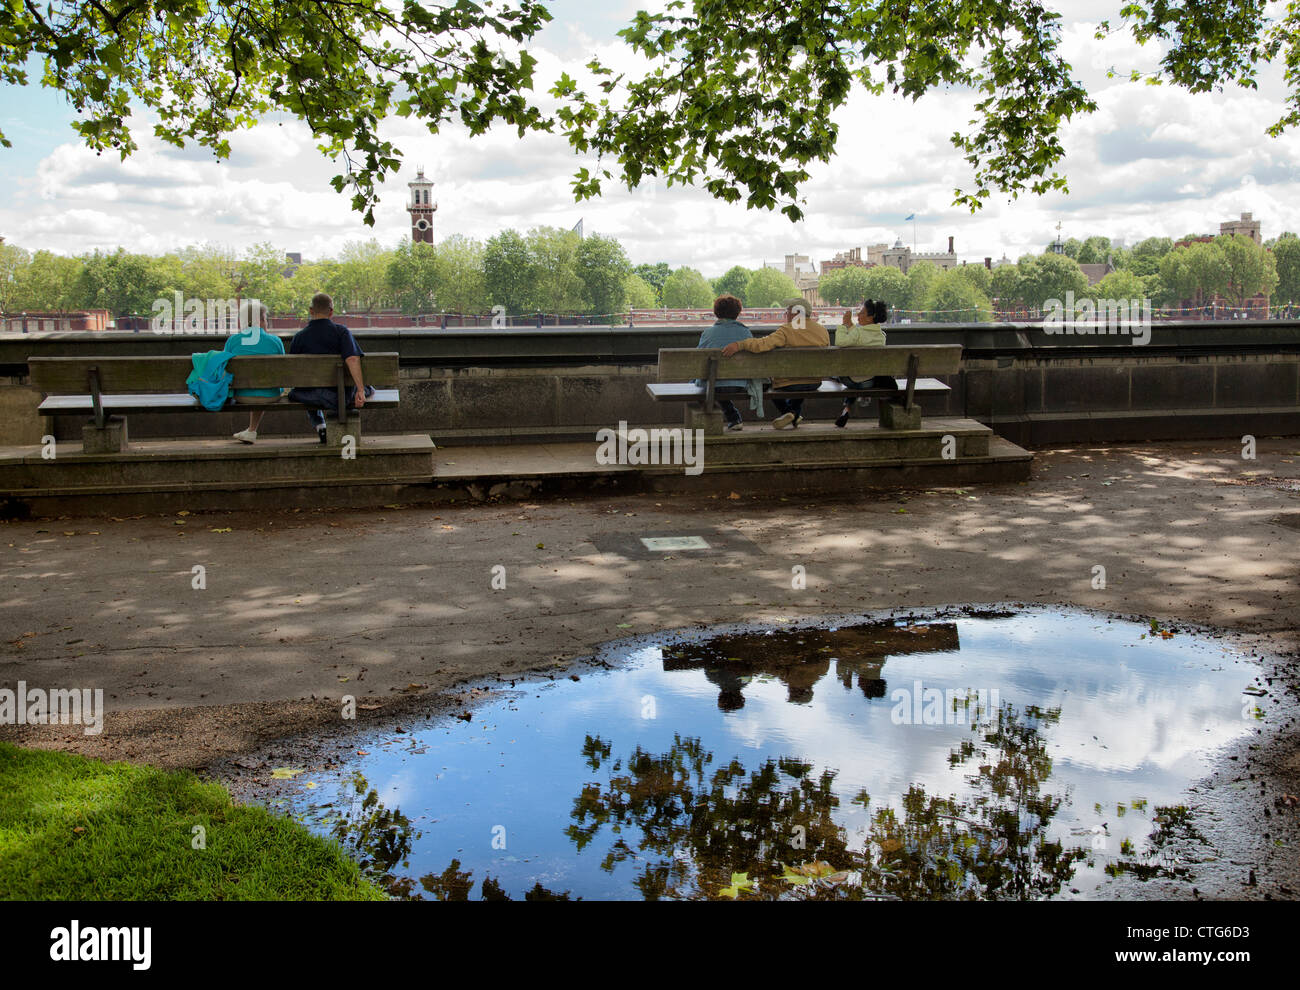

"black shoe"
[317, 428, 327, 445]
[834, 408, 851, 428]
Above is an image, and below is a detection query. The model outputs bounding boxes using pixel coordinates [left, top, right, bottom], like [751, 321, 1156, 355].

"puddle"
[280, 608, 1270, 900]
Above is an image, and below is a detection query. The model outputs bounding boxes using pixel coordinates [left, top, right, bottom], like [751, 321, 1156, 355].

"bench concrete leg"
[83, 417, 128, 453]
[684, 403, 725, 436]
[330, 414, 362, 449]
[878, 401, 922, 430]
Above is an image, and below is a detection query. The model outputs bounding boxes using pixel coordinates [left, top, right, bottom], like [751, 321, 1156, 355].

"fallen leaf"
[270, 767, 304, 779]
[210, 527, 232, 533]
[719, 872, 754, 898]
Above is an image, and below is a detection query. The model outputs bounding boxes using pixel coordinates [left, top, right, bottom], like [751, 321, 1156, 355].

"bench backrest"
[28, 353, 401, 394]
[655, 344, 962, 381]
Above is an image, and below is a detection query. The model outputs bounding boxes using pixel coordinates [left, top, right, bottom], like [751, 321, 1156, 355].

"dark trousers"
[289, 385, 375, 429]
[837, 375, 897, 406]
[716, 387, 746, 426]
[771, 382, 820, 416]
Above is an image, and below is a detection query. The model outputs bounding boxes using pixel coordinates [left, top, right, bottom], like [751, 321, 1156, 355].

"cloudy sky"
[3, 0, 1299, 275]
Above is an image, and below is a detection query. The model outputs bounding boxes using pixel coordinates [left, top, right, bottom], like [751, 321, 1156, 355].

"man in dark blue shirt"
[288, 292, 373, 442]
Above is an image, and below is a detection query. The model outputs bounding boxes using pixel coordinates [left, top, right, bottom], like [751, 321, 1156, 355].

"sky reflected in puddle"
[284, 608, 1264, 900]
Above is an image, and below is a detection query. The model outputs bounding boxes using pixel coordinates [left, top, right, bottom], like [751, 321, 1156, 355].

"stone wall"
[3, 322, 1298, 447]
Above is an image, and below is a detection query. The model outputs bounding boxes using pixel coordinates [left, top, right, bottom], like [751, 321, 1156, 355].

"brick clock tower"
[408, 168, 437, 244]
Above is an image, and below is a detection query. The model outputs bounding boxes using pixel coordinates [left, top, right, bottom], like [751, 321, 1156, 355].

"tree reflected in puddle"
[565, 701, 1089, 900]
[286, 609, 1263, 900]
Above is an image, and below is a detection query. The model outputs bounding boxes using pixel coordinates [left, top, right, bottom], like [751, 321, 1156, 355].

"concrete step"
[0, 426, 1031, 515]
[698, 416, 992, 464]
[0, 434, 436, 498]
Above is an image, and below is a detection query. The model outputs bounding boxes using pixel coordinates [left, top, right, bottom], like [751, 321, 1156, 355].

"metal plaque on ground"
[588, 528, 764, 559]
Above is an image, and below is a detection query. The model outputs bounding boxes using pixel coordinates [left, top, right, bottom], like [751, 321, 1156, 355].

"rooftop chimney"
[984, 257, 992, 269]
[948, 235, 954, 254]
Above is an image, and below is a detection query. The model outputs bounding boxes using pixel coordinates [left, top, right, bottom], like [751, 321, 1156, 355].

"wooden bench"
[647, 344, 962, 432]
[29, 353, 401, 453]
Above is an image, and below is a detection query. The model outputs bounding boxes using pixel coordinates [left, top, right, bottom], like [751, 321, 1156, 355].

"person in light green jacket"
[834, 299, 896, 428]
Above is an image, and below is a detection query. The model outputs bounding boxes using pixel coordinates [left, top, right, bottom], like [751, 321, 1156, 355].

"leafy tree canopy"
[623, 272, 658, 310]
[554, 0, 1300, 219]
[923, 268, 992, 322]
[712, 265, 753, 304]
[6, 2, 1298, 223]
[818, 266, 873, 307]
[744, 266, 800, 307]
[662, 266, 715, 308]
[1, 0, 552, 225]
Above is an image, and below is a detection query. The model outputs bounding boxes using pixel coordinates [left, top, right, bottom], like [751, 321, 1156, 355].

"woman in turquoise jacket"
[224, 303, 285, 443]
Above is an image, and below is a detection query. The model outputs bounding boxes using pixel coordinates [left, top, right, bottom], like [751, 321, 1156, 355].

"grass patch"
[0, 743, 386, 900]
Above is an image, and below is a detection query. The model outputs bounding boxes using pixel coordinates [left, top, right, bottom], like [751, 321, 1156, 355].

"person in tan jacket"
[721, 297, 830, 428]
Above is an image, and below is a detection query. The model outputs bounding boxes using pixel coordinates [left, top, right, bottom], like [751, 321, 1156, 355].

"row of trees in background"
[0, 229, 646, 320]
[0, 226, 811, 321]
[817, 233, 1290, 321]
[2, 228, 1297, 322]
[631, 262, 804, 310]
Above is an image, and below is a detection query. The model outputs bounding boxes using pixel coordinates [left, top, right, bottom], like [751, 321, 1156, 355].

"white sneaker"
[233, 429, 257, 444]
[772, 412, 796, 429]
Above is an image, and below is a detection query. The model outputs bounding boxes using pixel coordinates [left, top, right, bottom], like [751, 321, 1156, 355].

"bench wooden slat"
[646, 379, 951, 401]
[28, 353, 401, 393]
[655, 345, 962, 382]
[38, 388, 401, 415]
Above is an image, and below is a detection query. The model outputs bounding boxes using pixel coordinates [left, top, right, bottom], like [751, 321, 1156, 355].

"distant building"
[765, 253, 823, 305]
[821, 247, 868, 273]
[407, 168, 437, 244]
[4, 310, 111, 332]
[1220, 212, 1261, 244]
[1078, 261, 1115, 286]
[881, 235, 958, 274]
[1170, 212, 1270, 317]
